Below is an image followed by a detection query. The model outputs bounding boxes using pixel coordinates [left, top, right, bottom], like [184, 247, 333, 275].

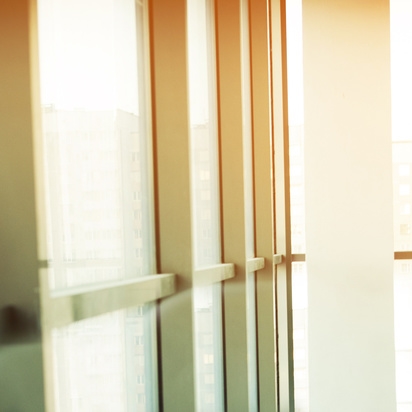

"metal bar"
[273, 254, 283, 265]
[291, 253, 306, 262]
[41, 273, 175, 329]
[250, 0, 279, 408]
[149, 0, 196, 409]
[247, 257, 266, 273]
[272, 0, 295, 408]
[194, 263, 235, 287]
[394, 251, 412, 260]
[215, 0, 251, 407]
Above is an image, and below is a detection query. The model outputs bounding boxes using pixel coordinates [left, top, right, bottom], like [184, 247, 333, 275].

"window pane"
[187, 0, 221, 269]
[393, 143, 412, 251]
[391, 3, 412, 411]
[292, 262, 309, 412]
[52, 305, 157, 412]
[37, 1, 158, 411]
[394, 261, 412, 411]
[38, 0, 154, 290]
[193, 286, 224, 412]
[286, 0, 306, 255]
[187, 0, 224, 410]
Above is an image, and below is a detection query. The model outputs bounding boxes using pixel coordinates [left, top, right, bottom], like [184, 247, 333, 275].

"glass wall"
[37, 0, 157, 410]
[393, 261, 412, 412]
[391, 1, 412, 410]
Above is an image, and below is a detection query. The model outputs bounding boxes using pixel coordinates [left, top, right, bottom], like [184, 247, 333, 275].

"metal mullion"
[215, 0, 250, 408]
[194, 263, 235, 287]
[0, 1, 47, 411]
[271, 0, 295, 410]
[249, 0, 279, 409]
[149, 0, 196, 410]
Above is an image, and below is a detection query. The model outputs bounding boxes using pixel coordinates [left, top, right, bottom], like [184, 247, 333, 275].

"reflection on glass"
[37, 1, 157, 410]
[38, 0, 153, 290]
[292, 262, 309, 412]
[187, 0, 224, 410]
[52, 305, 157, 412]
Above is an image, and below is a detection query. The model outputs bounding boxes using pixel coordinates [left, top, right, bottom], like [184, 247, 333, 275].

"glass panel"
[286, 0, 305, 254]
[292, 262, 309, 412]
[394, 261, 412, 411]
[393, 142, 412, 251]
[187, 0, 224, 410]
[37, 0, 154, 290]
[193, 286, 224, 412]
[187, 0, 220, 268]
[52, 305, 157, 412]
[391, 2, 412, 411]
[245, 272, 258, 411]
[37, 1, 158, 411]
[390, 0, 412, 145]
[392, 0, 412, 251]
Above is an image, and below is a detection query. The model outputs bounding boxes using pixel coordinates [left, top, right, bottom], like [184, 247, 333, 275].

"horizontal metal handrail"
[194, 263, 235, 287]
[40, 272, 175, 329]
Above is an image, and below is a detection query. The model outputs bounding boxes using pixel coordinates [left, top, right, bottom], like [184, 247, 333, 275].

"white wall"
[303, 0, 397, 410]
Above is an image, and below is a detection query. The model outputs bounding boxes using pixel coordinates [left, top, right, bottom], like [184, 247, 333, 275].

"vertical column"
[149, 1, 195, 410]
[250, 0, 278, 410]
[215, 0, 250, 409]
[0, 0, 40, 314]
[302, 0, 397, 410]
[271, 0, 295, 410]
[0, 1, 45, 411]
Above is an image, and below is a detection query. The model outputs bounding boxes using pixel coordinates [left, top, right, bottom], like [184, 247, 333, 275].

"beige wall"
[303, 0, 397, 410]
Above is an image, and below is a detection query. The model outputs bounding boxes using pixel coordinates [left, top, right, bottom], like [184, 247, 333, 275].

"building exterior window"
[402, 204, 411, 215]
[400, 184, 410, 196]
[399, 164, 410, 176]
[400, 224, 412, 236]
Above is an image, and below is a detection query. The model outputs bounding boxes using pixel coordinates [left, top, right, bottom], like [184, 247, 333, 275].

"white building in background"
[42, 107, 151, 411]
